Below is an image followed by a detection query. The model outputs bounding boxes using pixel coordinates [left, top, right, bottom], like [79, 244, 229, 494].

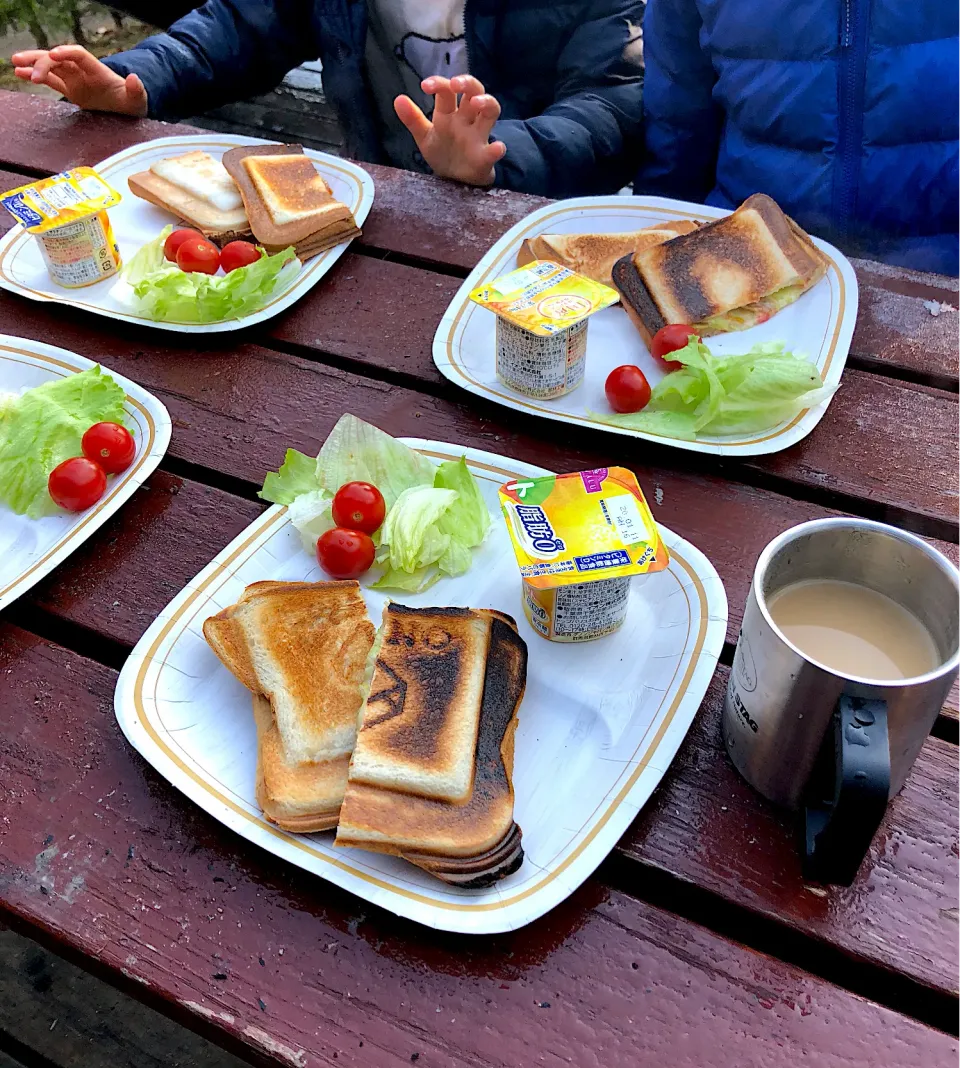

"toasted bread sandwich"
[203, 580, 375, 832]
[612, 194, 827, 346]
[335, 605, 526, 887]
[517, 219, 699, 286]
[127, 150, 252, 244]
[221, 144, 361, 258]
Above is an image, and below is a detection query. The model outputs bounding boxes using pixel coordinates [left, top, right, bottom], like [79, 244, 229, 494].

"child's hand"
[394, 75, 506, 186]
[11, 45, 148, 116]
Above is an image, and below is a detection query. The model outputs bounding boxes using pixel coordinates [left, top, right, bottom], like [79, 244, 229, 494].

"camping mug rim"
[752, 517, 960, 687]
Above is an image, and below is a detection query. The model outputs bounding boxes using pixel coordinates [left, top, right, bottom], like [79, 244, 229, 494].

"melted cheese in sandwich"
[150, 151, 244, 213]
[243, 155, 333, 227]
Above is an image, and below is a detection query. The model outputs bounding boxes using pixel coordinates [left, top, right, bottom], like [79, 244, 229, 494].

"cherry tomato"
[176, 236, 220, 274]
[605, 365, 652, 414]
[163, 228, 203, 263]
[48, 457, 107, 512]
[220, 240, 262, 274]
[82, 421, 136, 475]
[316, 527, 376, 580]
[650, 324, 699, 371]
[332, 481, 386, 534]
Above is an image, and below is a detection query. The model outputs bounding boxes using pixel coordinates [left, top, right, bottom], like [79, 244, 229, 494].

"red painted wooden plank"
[0, 291, 955, 535]
[623, 666, 959, 996]
[0, 625, 954, 1068]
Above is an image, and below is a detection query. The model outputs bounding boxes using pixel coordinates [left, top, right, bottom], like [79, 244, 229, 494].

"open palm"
[11, 45, 148, 116]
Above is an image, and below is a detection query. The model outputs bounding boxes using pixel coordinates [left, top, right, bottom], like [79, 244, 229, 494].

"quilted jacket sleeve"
[492, 2, 645, 198]
[633, 0, 722, 201]
[102, 0, 315, 121]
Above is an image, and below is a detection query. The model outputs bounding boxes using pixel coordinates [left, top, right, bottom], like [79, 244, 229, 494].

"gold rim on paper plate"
[0, 138, 367, 325]
[0, 341, 157, 599]
[442, 203, 845, 449]
[131, 452, 710, 913]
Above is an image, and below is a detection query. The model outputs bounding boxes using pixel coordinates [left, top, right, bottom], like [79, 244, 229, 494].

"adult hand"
[394, 74, 506, 186]
[11, 45, 148, 116]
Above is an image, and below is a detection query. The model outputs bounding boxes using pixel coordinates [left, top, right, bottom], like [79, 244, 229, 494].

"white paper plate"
[115, 441, 727, 933]
[433, 196, 859, 457]
[0, 334, 171, 612]
[0, 134, 374, 333]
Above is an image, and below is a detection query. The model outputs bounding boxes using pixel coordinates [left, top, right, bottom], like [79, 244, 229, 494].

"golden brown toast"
[517, 220, 699, 286]
[203, 580, 375, 764]
[336, 611, 527, 884]
[221, 144, 360, 256]
[252, 695, 349, 832]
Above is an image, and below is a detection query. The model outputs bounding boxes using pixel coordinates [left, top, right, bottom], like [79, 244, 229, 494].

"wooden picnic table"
[0, 90, 956, 1067]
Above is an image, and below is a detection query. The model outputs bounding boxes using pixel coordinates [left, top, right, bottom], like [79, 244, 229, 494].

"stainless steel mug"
[723, 518, 959, 884]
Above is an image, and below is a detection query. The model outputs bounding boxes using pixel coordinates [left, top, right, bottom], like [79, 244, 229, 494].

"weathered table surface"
[0, 90, 956, 1067]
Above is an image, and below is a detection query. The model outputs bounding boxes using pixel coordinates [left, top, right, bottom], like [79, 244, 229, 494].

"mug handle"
[802, 695, 890, 886]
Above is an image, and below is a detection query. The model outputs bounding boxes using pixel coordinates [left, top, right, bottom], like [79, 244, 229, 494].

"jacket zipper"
[835, 0, 868, 239]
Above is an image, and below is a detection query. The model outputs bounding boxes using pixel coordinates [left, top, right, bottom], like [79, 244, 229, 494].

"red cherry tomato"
[82, 421, 136, 475]
[332, 481, 386, 535]
[650, 324, 699, 371]
[316, 527, 376, 580]
[48, 457, 107, 512]
[163, 228, 203, 263]
[176, 236, 220, 274]
[219, 240, 263, 274]
[605, 365, 652, 414]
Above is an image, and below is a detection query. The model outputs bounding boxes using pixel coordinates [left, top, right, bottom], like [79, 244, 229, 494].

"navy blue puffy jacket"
[104, 0, 645, 198]
[635, 0, 959, 274]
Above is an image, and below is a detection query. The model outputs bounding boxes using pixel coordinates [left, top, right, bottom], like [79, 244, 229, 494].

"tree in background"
[0, 2, 134, 50]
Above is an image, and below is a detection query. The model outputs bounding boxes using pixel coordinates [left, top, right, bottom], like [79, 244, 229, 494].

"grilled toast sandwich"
[336, 605, 526, 887]
[517, 219, 699, 287]
[221, 144, 361, 258]
[203, 580, 375, 832]
[612, 194, 826, 346]
[127, 150, 252, 244]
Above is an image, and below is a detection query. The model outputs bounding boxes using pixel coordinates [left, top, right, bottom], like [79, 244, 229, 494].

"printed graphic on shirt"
[396, 32, 467, 85]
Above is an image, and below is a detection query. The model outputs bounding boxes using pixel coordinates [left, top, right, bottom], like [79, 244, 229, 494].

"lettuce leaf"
[593, 339, 834, 439]
[375, 486, 458, 575]
[117, 226, 300, 323]
[0, 365, 127, 518]
[315, 413, 436, 508]
[286, 490, 334, 553]
[259, 448, 323, 505]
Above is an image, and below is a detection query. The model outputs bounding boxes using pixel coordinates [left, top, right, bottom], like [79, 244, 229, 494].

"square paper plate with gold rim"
[433, 195, 859, 457]
[0, 334, 171, 613]
[0, 134, 374, 334]
[114, 440, 727, 934]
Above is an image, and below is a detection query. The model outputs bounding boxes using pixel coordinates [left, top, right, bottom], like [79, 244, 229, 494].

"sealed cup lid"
[0, 167, 122, 233]
[498, 467, 669, 589]
[469, 260, 618, 336]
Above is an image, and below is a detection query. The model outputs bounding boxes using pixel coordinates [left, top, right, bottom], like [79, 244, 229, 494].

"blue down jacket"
[635, 0, 959, 274]
[104, 0, 645, 198]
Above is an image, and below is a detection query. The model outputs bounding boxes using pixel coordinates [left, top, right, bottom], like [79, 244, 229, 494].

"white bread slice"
[127, 171, 250, 235]
[346, 605, 492, 803]
[151, 151, 244, 213]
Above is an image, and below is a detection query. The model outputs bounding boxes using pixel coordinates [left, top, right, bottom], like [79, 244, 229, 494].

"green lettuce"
[118, 226, 300, 324]
[0, 366, 127, 518]
[259, 414, 492, 589]
[593, 340, 834, 440]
